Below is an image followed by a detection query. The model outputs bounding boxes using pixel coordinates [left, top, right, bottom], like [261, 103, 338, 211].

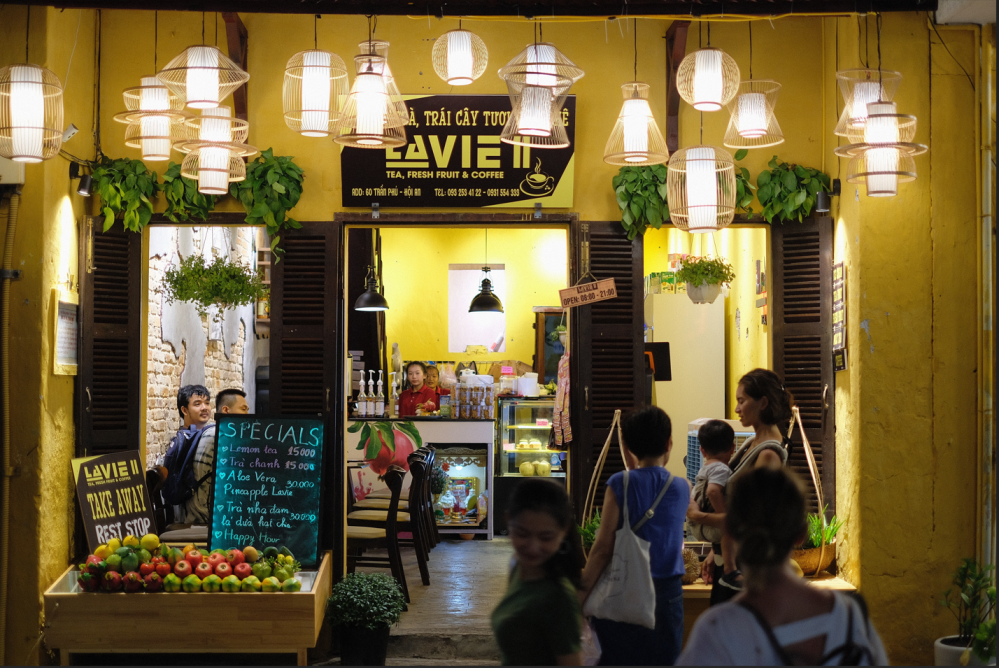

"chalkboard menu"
[208, 416, 325, 567]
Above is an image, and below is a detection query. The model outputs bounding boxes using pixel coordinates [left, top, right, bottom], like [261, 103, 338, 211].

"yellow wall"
[378, 226, 568, 365]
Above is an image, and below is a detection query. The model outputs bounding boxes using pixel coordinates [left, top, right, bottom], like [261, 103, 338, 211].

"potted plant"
[791, 506, 843, 576]
[161, 162, 218, 222]
[579, 509, 601, 557]
[756, 155, 831, 224]
[328, 572, 406, 666]
[612, 164, 669, 240]
[429, 463, 449, 505]
[675, 256, 735, 304]
[229, 148, 305, 260]
[161, 253, 269, 323]
[733, 148, 757, 218]
[548, 324, 568, 347]
[936, 558, 996, 666]
[91, 156, 161, 232]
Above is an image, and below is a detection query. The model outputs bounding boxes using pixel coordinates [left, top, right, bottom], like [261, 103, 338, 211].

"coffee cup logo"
[520, 158, 555, 197]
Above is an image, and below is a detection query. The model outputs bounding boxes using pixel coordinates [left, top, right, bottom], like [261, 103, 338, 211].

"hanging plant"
[161, 163, 218, 223]
[676, 256, 735, 287]
[612, 164, 669, 240]
[229, 148, 305, 260]
[756, 156, 831, 224]
[91, 156, 161, 232]
[733, 149, 757, 218]
[162, 253, 268, 322]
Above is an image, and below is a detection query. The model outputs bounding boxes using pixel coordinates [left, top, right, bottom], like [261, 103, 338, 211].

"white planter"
[558, 331, 567, 346]
[935, 636, 994, 666]
[686, 282, 722, 304]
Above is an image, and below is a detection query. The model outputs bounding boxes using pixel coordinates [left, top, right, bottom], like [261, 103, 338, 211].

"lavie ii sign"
[341, 94, 575, 209]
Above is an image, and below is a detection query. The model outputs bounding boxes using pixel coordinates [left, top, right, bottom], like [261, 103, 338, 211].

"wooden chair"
[346, 465, 410, 603]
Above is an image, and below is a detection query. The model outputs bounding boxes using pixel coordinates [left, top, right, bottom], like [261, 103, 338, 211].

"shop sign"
[559, 278, 618, 308]
[208, 415, 325, 567]
[341, 94, 575, 209]
[832, 262, 846, 352]
[72, 452, 156, 553]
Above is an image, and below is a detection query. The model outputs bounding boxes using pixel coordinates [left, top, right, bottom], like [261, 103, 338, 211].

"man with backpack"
[161, 385, 215, 525]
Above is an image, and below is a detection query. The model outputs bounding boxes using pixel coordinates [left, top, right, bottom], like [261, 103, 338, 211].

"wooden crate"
[43, 551, 332, 665]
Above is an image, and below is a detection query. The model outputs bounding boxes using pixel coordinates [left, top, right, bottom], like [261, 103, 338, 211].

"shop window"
[448, 264, 506, 353]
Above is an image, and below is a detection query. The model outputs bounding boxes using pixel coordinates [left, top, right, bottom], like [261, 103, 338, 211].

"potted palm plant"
[936, 558, 996, 666]
[791, 507, 843, 576]
[328, 572, 406, 666]
[675, 256, 735, 304]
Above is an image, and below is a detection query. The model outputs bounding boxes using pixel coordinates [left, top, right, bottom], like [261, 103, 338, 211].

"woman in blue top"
[579, 406, 690, 666]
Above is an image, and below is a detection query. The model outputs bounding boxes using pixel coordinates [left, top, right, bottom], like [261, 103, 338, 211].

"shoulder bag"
[582, 469, 674, 629]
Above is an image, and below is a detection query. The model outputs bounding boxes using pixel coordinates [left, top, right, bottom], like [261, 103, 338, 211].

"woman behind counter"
[425, 365, 451, 400]
[398, 361, 438, 417]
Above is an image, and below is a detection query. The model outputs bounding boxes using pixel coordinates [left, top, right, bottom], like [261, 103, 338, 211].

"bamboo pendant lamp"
[604, 82, 669, 165]
[177, 106, 257, 194]
[835, 100, 926, 197]
[666, 146, 736, 232]
[157, 45, 249, 109]
[723, 80, 784, 149]
[833, 68, 902, 137]
[677, 48, 740, 112]
[432, 24, 488, 85]
[284, 50, 349, 137]
[114, 77, 187, 161]
[333, 54, 408, 149]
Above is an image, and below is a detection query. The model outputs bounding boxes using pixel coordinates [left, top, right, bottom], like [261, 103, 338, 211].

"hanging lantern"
[723, 80, 784, 149]
[283, 50, 349, 138]
[113, 77, 186, 161]
[469, 267, 504, 313]
[603, 82, 668, 166]
[0, 63, 64, 162]
[677, 48, 740, 112]
[157, 45, 249, 109]
[334, 54, 408, 149]
[835, 100, 926, 197]
[357, 40, 409, 126]
[497, 42, 583, 148]
[432, 29, 488, 85]
[833, 69, 902, 136]
[177, 106, 257, 195]
[666, 146, 736, 232]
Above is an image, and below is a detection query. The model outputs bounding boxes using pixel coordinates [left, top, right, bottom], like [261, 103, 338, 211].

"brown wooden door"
[569, 222, 644, 517]
[76, 218, 142, 456]
[771, 215, 835, 514]
[270, 223, 345, 570]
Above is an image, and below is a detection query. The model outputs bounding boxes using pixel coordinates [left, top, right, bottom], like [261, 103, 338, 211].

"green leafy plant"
[229, 148, 305, 260]
[328, 572, 406, 630]
[940, 558, 996, 647]
[612, 164, 669, 240]
[972, 615, 996, 663]
[733, 148, 757, 218]
[162, 253, 268, 321]
[547, 325, 567, 343]
[800, 506, 844, 549]
[91, 156, 161, 232]
[756, 156, 831, 224]
[429, 463, 449, 495]
[579, 509, 601, 551]
[161, 163, 218, 222]
[675, 256, 735, 287]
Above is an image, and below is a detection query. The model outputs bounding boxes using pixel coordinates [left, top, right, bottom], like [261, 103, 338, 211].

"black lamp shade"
[354, 288, 389, 311]
[815, 190, 830, 213]
[77, 174, 93, 197]
[469, 273, 503, 313]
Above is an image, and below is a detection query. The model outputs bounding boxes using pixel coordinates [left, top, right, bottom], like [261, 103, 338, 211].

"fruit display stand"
[43, 550, 332, 665]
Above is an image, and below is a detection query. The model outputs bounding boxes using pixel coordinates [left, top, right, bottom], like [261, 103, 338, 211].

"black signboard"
[72, 452, 156, 553]
[208, 415, 326, 567]
[341, 94, 576, 209]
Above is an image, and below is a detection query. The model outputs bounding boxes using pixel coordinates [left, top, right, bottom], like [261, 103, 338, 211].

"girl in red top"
[425, 365, 451, 400]
[398, 361, 438, 417]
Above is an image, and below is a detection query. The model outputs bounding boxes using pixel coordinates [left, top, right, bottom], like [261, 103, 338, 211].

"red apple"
[225, 549, 245, 567]
[186, 550, 204, 568]
[173, 559, 192, 579]
[207, 553, 227, 570]
[195, 562, 214, 579]
[233, 562, 252, 580]
[155, 561, 172, 577]
[214, 562, 233, 578]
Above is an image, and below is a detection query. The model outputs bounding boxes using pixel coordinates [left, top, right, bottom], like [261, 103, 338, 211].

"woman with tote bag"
[579, 407, 690, 666]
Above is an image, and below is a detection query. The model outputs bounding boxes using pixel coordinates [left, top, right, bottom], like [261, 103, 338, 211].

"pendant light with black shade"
[354, 235, 389, 312]
[469, 230, 503, 313]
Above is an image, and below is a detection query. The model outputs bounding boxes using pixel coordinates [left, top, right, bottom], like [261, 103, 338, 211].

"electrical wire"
[64, 9, 83, 85]
[929, 20, 975, 91]
[748, 20, 753, 79]
[633, 18, 638, 81]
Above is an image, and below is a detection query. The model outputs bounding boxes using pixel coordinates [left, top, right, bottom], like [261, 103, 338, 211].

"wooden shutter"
[771, 216, 835, 514]
[76, 218, 142, 456]
[269, 222, 345, 573]
[569, 222, 644, 515]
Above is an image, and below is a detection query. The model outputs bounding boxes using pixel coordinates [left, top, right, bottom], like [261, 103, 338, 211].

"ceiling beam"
[222, 12, 248, 122]
[664, 20, 689, 155]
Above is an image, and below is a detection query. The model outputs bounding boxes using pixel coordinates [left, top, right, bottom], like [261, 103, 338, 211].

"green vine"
[161, 253, 268, 322]
[612, 164, 669, 241]
[756, 156, 831, 224]
[161, 163, 218, 223]
[91, 157, 160, 232]
[733, 149, 757, 218]
[229, 148, 305, 260]
[675, 256, 735, 287]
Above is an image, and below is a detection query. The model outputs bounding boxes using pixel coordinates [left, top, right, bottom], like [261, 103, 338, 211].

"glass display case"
[495, 397, 567, 479]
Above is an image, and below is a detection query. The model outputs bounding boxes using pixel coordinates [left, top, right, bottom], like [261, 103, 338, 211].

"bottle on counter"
[375, 370, 385, 417]
[357, 384, 368, 418]
[366, 371, 376, 416]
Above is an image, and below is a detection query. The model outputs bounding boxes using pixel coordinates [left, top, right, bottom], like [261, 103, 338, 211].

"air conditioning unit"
[0, 156, 25, 185]
[685, 418, 754, 486]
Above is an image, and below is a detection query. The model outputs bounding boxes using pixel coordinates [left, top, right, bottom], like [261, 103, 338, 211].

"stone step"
[387, 632, 499, 662]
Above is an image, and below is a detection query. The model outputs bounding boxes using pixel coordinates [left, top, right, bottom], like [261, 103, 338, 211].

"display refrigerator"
[492, 397, 568, 535]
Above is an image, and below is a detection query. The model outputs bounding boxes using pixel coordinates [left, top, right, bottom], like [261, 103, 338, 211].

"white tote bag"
[583, 469, 674, 629]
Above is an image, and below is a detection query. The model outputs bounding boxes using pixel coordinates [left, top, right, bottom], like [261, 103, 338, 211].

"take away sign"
[559, 278, 618, 308]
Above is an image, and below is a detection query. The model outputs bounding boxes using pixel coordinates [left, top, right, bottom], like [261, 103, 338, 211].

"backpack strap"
[631, 473, 674, 532]
[737, 601, 794, 666]
[818, 594, 876, 666]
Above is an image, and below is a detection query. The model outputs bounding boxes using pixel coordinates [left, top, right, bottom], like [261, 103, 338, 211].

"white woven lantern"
[0, 63, 64, 162]
[666, 146, 736, 232]
[113, 77, 187, 161]
[835, 100, 926, 197]
[833, 69, 902, 136]
[498, 42, 583, 148]
[157, 45, 249, 109]
[677, 48, 740, 112]
[432, 29, 488, 85]
[333, 54, 408, 149]
[603, 82, 668, 166]
[283, 50, 349, 137]
[177, 106, 257, 194]
[723, 80, 784, 149]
